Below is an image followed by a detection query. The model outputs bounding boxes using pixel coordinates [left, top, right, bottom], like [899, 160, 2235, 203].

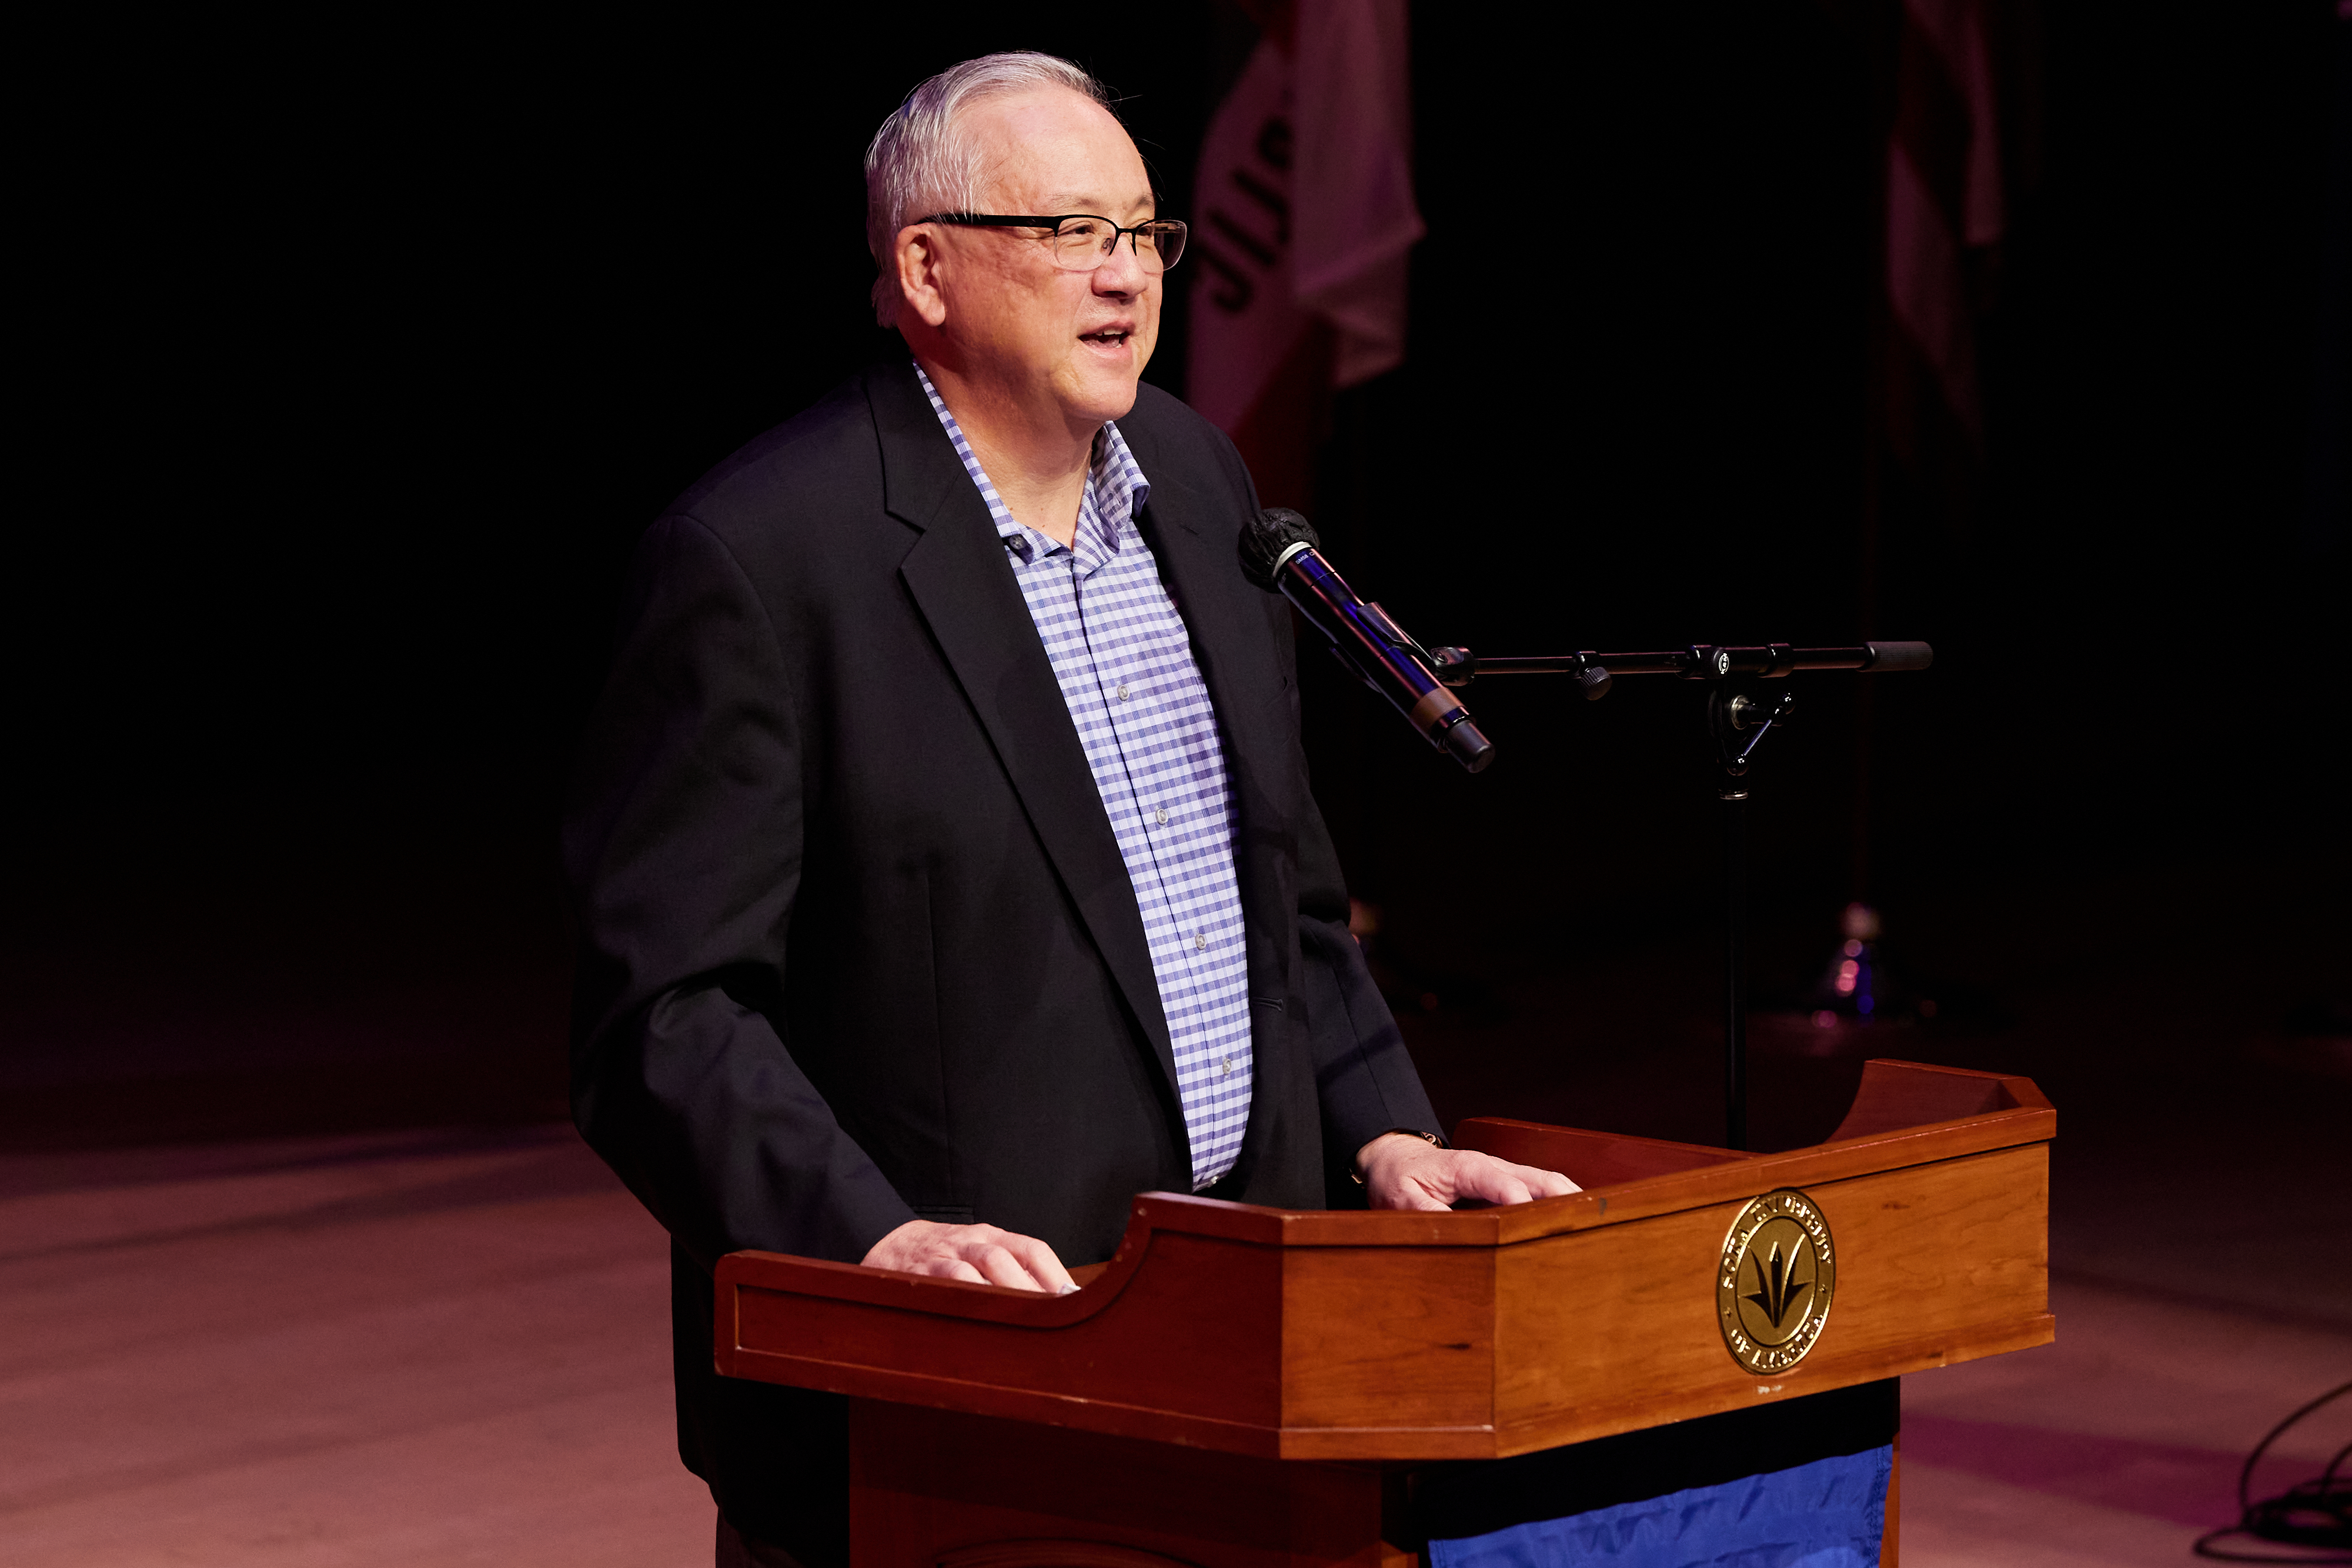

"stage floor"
[4, 1124, 2344, 1566]
[0, 1126, 705, 1567]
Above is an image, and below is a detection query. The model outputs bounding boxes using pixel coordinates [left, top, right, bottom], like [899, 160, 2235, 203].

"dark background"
[8, 0, 2344, 1275]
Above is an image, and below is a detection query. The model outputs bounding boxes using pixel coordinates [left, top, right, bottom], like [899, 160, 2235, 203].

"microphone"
[1238, 508, 1495, 773]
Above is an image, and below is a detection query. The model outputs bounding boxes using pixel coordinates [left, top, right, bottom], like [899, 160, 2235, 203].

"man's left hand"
[1355, 1132, 1580, 1212]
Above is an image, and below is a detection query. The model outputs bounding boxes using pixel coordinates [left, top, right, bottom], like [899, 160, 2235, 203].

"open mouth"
[1079, 327, 1134, 348]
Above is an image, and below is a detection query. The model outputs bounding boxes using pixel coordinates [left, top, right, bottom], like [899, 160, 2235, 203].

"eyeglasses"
[920, 213, 1188, 274]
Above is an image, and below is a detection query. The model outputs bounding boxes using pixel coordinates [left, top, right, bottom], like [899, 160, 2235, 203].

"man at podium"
[563, 51, 1573, 1567]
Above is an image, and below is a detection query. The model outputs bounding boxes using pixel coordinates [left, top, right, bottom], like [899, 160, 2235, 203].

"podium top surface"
[714, 1058, 2056, 1460]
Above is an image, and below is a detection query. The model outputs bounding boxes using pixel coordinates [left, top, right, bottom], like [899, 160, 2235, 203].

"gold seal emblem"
[1718, 1188, 1837, 1373]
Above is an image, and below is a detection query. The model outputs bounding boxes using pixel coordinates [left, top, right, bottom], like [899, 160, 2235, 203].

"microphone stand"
[1428, 642, 1932, 1151]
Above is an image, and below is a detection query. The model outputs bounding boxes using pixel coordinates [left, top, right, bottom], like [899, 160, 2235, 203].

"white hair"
[863, 51, 1115, 326]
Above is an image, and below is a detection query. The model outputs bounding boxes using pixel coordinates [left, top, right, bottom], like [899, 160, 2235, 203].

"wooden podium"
[714, 1059, 2054, 1566]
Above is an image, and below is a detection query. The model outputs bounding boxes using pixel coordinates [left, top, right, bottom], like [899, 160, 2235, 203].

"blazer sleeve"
[1188, 414, 1444, 1165]
[562, 513, 918, 1272]
[1274, 597, 1448, 1163]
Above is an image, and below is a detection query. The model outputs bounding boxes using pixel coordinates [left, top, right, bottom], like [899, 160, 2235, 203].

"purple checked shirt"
[916, 365, 1254, 1189]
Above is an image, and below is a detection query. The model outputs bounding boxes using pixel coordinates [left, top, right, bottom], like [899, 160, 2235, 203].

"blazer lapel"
[867, 364, 1184, 1115]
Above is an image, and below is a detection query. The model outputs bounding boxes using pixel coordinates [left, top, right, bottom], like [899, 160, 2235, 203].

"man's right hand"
[860, 1220, 1077, 1293]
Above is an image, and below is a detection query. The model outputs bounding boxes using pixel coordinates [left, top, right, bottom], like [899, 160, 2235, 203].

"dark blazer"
[563, 359, 1437, 1560]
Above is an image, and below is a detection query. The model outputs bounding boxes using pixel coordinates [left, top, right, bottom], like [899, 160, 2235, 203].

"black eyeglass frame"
[918, 212, 1188, 272]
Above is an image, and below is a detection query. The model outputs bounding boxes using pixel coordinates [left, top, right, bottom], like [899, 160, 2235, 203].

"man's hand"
[1356, 1132, 1580, 1212]
[861, 1220, 1078, 1293]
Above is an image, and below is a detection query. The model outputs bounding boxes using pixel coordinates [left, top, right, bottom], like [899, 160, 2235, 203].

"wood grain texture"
[1452, 1121, 1743, 1186]
[731, 1228, 1289, 1453]
[1281, 1246, 1492, 1438]
[1487, 1143, 2052, 1455]
[936, 1544, 1198, 1567]
[1883, 1432, 1900, 1567]
[1829, 1059, 2050, 1141]
[714, 1058, 2055, 1467]
[851, 1402, 1408, 1568]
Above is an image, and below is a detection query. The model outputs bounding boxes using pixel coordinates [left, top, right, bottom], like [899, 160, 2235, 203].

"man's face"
[928, 89, 1160, 432]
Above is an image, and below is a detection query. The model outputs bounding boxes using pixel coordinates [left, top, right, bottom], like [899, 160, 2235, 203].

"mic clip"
[1431, 647, 1612, 702]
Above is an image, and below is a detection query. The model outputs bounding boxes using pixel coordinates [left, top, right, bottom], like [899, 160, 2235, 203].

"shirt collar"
[911, 360, 1152, 568]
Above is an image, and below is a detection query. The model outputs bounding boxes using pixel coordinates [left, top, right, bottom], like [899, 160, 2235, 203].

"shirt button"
[1155, 807, 1168, 825]
[1194, 934, 1207, 951]
[1116, 684, 1130, 701]
[1220, 1057, 1233, 1076]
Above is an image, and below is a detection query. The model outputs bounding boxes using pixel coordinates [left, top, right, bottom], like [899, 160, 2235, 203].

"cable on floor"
[2194, 1380, 2351, 1563]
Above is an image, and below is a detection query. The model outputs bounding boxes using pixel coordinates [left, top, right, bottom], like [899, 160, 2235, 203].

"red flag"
[1885, 0, 2004, 471]
[1187, 0, 1423, 509]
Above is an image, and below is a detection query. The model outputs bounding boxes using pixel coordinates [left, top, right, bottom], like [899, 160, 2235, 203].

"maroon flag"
[1187, 0, 1422, 509]
[1885, 0, 2005, 477]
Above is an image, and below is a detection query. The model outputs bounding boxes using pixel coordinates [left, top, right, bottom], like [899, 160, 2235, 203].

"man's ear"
[894, 226, 950, 329]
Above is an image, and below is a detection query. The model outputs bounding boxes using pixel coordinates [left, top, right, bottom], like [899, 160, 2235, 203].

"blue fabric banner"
[1425, 1444, 1892, 1568]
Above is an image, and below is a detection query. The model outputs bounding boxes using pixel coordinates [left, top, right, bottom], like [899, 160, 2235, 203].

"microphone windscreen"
[1237, 507, 1321, 592]
[1865, 641, 1934, 672]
